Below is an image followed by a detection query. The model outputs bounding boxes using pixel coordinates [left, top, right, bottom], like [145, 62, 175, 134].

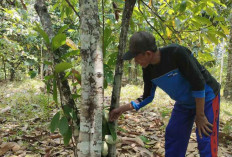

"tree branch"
[182, 24, 213, 32]
[141, 0, 179, 34]
[138, 2, 166, 44]
[64, 0, 80, 19]
[140, 0, 164, 22]
[102, 0, 105, 56]
[140, 0, 184, 42]
[20, 0, 27, 10]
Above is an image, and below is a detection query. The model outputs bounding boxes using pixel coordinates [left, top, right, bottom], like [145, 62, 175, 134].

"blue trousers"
[165, 95, 220, 157]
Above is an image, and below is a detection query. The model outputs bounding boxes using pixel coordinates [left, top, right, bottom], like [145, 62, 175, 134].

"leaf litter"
[0, 81, 231, 157]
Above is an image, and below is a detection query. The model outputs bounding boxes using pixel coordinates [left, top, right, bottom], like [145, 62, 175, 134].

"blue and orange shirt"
[131, 44, 220, 110]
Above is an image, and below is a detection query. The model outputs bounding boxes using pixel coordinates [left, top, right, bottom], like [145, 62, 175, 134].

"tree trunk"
[9, 62, 15, 81]
[77, 0, 103, 156]
[34, 0, 76, 109]
[10, 68, 15, 81]
[34, 1, 79, 154]
[109, 0, 136, 156]
[220, 47, 224, 84]
[128, 60, 132, 83]
[134, 61, 138, 84]
[2, 57, 6, 80]
[224, 11, 232, 100]
[40, 42, 44, 80]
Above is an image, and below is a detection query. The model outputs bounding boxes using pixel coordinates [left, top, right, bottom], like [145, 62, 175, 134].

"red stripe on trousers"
[211, 95, 219, 157]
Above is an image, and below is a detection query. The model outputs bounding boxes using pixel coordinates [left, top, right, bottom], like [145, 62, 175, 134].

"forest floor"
[0, 79, 231, 157]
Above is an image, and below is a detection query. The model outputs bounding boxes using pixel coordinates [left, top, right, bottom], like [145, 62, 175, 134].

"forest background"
[0, 0, 232, 156]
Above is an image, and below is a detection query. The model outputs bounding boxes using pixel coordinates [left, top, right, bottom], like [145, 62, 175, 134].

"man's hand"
[109, 103, 134, 122]
[195, 114, 213, 138]
[195, 97, 213, 138]
[109, 108, 122, 122]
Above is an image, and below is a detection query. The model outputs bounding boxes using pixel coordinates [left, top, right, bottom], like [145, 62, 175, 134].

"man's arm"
[195, 97, 213, 138]
[109, 67, 156, 121]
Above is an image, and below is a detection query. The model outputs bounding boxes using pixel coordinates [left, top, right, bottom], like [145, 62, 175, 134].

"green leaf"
[200, 36, 204, 49]
[46, 82, 51, 94]
[63, 105, 72, 118]
[63, 126, 72, 146]
[107, 52, 117, 67]
[52, 33, 66, 51]
[53, 78, 58, 103]
[103, 27, 115, 57]
[214, 17, 224, 22]
[179, 1, 187, 12]
[139, 135, 150, 143]
[191, 20, 201, 29]
[220, 24, 229, 35]
[72, 94, 81, 99]
[44, 75, 54, 81]
[192, 16, 212, 25]
[28, 71, 37, 79]
[210, 0, 227, 7]
[66, 7, 72, 17]
[59, 116, 69, 136]
[52, 2, 59, 10]
[71, 110, 79, 122]
[50, 112, 60, 133]
[24, 59, 36, 66]
[43, 61, 52, 65]
[206, 33, 218, 44]
[104, 79, 108, 89]
[61, 50, 79, 60]
[55, 62, 72, 73]
[205, 7, 215, 16]
[58, 25, 69, 34]
[34, 23, 50, 45]
[108, 122, 117, 141]
[214, 31, 227, 38]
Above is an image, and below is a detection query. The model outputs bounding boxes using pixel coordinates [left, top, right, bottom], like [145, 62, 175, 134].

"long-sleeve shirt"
[131, 44, 220, 110]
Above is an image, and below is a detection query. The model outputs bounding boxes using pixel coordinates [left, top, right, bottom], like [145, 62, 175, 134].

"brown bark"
[224, 11, 232, 100]
[20, 0, 27, 10]
[128, 60, 132, 83]
[109, 0, 136, 156]
[134, 61, 138, 84]
[2, 57, 7, 80]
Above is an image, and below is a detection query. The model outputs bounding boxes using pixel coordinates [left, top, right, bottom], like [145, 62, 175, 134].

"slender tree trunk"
[10, 68, 15, 81]
[220, 47, 224, 84]
[9, 62, 15, 81]
[77, 0, 103, 156]
[34, 2, 79, 154]
[224, 11, 232, 100]
[2, 57, 6, 80]
[128, 60, 132, 83]
[41, 42, 44, 80]
[109, 0, 136, 156]
[134, 61, 138, 84]
[34, 0, 76, 109]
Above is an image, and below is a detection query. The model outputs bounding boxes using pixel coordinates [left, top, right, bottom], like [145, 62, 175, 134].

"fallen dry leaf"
[133, 146, 153, 157]
[0, 142, 19, 156]
[12, 143, 21, 152]
[121, 136, 144, 147]
[0, 106, 11, 114]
